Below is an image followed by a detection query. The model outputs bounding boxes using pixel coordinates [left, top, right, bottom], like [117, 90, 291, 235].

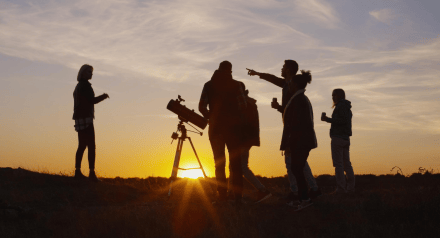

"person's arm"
[325, 104, 351, 125]
[247, 69, 284, 88]
[258, 73, 285, 88]
[198, 83, 210, 119]
[93, 93, 109, 104]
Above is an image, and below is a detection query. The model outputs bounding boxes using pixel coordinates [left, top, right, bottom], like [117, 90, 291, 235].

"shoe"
[74, 170, 87, 180]
[282, 191, 298, 201]
[294, 199, 313, 212]
[286, 200, 300, 207]
[309, 188, 323, 199]
[88, 171, 101, 182]
[255, 191, 272, 204]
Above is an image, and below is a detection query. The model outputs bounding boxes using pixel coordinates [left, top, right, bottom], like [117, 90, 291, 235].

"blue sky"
[1, 0, 439, 177]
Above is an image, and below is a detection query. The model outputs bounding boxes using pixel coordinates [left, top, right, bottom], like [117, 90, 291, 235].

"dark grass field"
[1, 167, 440, 238]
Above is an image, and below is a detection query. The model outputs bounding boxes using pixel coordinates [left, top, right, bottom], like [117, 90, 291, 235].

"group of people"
[198, 60, 355, 211]
[72, 60, 355, 211]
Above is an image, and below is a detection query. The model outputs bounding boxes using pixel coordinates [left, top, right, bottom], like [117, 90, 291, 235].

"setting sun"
[179, 169, 204, 179]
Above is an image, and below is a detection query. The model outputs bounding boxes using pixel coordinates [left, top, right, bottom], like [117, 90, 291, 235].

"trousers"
[75, 124, 96, 170]
[331, 137, 355, 192]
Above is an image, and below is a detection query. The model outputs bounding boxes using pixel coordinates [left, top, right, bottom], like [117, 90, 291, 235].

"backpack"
[242, 91, 260, 147]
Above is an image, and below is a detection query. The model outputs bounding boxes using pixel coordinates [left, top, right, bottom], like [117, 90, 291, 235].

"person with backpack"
[199, 61, 248, 206]
[321, 88, 354, 194]
[227, 90, 272, 204]
[73, 64, 109, 182]
[247, 60, 322, 204]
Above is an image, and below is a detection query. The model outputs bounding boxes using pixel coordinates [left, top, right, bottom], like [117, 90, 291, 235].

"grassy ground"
[1, 167, 439, 238]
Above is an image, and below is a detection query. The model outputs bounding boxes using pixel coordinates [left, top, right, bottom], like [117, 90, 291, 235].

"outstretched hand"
[246, 68, 259, 76]
[103, 93, 110, 99]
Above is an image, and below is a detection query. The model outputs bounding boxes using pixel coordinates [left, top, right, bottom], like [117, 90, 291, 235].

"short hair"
[294, 70, 312, 89]
[218, 61, 232, 72]
[77, 64, 93, 81]
[284, 60, 298, 75]
[332, 88, 346, 99]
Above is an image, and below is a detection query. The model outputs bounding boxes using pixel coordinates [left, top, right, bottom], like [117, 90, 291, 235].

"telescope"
[166, 95, 208, 130]
[166, 95, 214, 198]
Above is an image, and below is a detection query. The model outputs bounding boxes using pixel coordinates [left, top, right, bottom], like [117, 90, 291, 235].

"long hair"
[77, 64, 93, 81]
[332, 88, 346, 108]
[295, 70, 312, 89]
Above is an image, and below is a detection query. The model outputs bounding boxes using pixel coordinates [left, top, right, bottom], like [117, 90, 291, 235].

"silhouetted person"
[281, 70, 317, 211]
[321, 88, 354, 194]
[199, 61, 247, 206]
[73, 64, 109, 182]
[247, 61, 321, 203]
[227, 90, 272, 203]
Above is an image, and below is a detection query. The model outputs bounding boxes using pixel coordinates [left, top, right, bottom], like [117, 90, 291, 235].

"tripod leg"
[168, 138, 183, 198]
[188, 137, 216, 195]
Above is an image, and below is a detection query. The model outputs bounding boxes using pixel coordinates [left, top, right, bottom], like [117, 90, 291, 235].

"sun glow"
[179, 169, 204, 179]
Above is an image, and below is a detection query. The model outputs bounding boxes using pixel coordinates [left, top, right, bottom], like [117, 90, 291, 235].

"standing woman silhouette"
[280, 70, 317, 211]
[321, 89, 354, 194]
[73, 64, 109, 181]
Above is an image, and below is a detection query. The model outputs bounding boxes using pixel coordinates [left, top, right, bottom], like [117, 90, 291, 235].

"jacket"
[199, 70, 247, 137]
[280, 90, 317, 151]
[326, 99, 352, 140]
[73, 81, 95, 120]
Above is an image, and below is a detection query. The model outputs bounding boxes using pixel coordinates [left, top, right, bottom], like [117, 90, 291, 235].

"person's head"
[77, 64, 93, 81]
[290, 70, 312, 93]
[282, 60, 298, 79]
[218, 61, 232, 74]
[332, 88, 346, 108]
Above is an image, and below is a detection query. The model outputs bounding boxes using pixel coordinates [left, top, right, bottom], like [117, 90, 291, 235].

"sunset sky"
[1, 0, 439, 178]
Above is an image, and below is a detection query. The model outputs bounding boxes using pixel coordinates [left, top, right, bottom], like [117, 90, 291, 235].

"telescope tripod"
[168, 121, 214, 198]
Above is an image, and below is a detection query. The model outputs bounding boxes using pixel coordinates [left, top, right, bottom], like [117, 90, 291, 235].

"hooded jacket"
[199, 70, 247, 137]
[326, 99, 352, 140]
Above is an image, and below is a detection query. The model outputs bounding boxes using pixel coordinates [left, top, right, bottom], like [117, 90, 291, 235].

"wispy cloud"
[293, 0, 340, 29]
[369, 8, 397, 25]
[1, 0, 439, 136]
[0, 0, 314, 84]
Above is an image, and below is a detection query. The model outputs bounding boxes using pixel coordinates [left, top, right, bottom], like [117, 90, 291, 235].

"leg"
[85, 124, 96, 170]
[331, 137, 347, 193]
[290, 149, 310, 201]
[342, 141, 355, 192]
[241, 147, 266, 192]
[285, 152, 298, 193]
[225, 132, 243, 201]
[76, 130, 87, 170]
[210, 135, 227, 199]
[228, 147, 243, 201]
[303, 161, 318, 191]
